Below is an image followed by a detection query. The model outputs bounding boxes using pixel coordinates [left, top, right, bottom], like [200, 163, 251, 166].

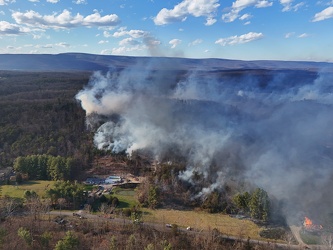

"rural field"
[108, 186, 269, 241]
[143, 209, 263, 240]
[1, 181, 267, 241]
[1, 181, 54, 199]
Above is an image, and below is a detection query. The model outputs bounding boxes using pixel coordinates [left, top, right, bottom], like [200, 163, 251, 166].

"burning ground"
[76, 57, 333, 224]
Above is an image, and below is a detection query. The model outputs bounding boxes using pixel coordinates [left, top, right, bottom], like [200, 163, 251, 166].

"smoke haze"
[76, 58, 333, 222]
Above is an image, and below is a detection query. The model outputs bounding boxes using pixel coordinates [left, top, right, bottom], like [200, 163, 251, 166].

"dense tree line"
[233, 188, 271, 222]
[45, 180, 86, 210]
[13, 154, 74, 181]
[0, 71, 94, 177]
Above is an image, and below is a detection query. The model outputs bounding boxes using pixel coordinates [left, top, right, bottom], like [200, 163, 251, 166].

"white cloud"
[0, 11, 5, 15]
[119, 37, 141, 46]
[280, 0, 293, 10]
[215, 32, 264, 46]
[189, 39, 203, 46]
[169, 38, 182, 48]
[280, 0, 304, 11]
[154, 0, 220, 25]
[74, 0, 86, 4]
[98, 40, 109, 44]
[292, 2, 305, 11]
[100, 49, 112, 55]
[0, 21, 31, 35]
[42, 44, 53, 48]
[298, 33, 309, 38]
[222, 11, 239, 23]
[110, 31, 160, 56]
[312, 6, 333, 21]
[280, 0, 292, 3]
[205, 17, 217, 26]
[29, 0, 40, 2]
[232, 0, 273, 9]
[113, 27, 148, 38]
[285, 32, 295, 38]
[239, 13, 252, 20]
[33, 34, 42, 39]
[0, 0, 15, 5]
[103, 31, 111, 37]
[222, 0, 273, 23]
[47, 0, 60, 3]
[56, 42, 70, 47]
[111, 45, 144, 55]
[12, 9, 120, 29]
[257, 0, 272, 7]
[35, 42, 69, 49]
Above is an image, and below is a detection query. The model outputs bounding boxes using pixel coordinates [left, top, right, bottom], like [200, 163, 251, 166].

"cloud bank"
[12, 9, 120, 29]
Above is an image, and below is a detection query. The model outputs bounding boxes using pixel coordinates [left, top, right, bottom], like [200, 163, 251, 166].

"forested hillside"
[0, 71, 93, 178]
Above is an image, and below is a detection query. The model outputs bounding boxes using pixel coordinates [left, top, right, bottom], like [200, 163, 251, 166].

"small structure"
[104, 176, 122, 184]
[84, 177, 104, 185]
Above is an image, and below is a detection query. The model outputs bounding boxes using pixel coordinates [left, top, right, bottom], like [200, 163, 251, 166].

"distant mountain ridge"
[0, 53, 332, 71]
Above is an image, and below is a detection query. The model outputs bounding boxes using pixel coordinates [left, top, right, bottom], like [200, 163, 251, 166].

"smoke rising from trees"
[76, 58, 333, 221]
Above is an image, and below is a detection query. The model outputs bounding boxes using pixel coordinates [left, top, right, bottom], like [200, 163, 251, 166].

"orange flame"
[304, 217, 313, 227]
[304, 217, 323, 230]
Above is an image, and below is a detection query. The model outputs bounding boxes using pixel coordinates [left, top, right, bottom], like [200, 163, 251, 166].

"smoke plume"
[76, 58, 333, 222]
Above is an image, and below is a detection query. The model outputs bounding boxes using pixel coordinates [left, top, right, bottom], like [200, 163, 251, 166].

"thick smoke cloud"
[76, 59, 333, 222]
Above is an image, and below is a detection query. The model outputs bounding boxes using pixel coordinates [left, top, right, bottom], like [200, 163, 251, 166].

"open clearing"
[1, 183, 269, 241]
[112, 187, 138, 208]
[1, 180, 54, 199]
[143, 208, 264, 240]
[110, 187, 266, 240]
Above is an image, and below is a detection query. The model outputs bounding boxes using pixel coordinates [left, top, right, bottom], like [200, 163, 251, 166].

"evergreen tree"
[54, 231, 79, 250]
[249, 188, 270, 222]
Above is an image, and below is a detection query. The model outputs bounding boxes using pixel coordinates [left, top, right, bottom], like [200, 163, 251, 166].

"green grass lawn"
[1, 180, 55, 199]
[112, 187, 139, 208]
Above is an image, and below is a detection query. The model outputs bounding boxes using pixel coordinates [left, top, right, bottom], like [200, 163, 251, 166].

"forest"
[0, 69, 326, 249]
[0, 71, 93, 178]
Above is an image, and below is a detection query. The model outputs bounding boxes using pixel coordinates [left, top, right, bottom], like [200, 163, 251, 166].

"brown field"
[143, 208, 265, 240]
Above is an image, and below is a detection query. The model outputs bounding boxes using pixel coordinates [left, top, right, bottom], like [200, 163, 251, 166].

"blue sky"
[0, 0, 333, 61]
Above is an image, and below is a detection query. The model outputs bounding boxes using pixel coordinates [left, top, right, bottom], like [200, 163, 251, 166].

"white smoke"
[76, 59, 333, 220]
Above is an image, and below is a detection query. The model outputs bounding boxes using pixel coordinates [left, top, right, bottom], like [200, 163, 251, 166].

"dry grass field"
[143, 208, 264, 240]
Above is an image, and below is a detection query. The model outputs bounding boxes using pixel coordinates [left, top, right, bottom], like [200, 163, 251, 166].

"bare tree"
[0, 197, 20, 219]
[26, 196, 43, 221]
[57, 198, 66, 214]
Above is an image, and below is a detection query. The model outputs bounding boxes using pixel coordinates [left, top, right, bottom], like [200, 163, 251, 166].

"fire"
[304, 217, 313, 228]
[303, 217, 323, 231]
